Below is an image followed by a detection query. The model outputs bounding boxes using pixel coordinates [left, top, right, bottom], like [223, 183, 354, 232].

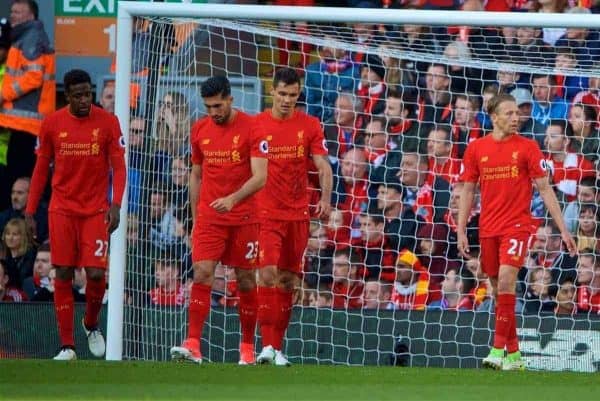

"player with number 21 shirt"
[457, 93, 576, 371]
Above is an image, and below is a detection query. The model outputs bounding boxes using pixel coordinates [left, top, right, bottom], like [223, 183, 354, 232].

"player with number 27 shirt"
[25, 69, 126, 361]
[170, 76, 268, 365]
[457, 93, 576, 371]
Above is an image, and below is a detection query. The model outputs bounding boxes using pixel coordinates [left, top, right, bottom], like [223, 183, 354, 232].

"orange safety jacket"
[0, 20, 55, 136]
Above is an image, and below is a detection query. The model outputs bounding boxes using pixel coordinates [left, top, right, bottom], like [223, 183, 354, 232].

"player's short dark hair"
[580, 176, 598, 190]
[37, 241, 50, 253]
[201, 76, 231, 98]
[429, 124, 451, 140]
[571, 103, 598, 123]
[386, 88, 417, 116]
[273, 67, 301, 87]
[332, 247, 362, 266]
[428, 63, 449, 75]
[63, 69, 91, 93]
[532, 73, 556, 85]
[487, 93, 516, 115]
[13, 0, 38, 20]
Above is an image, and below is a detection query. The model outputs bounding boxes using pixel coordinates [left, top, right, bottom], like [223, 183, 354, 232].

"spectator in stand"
[428, 266, 477, 311]
[148, 258, 185, 307]
[375, 181, 422, 253]
[510, 88, 547, 149]
[330, 248, 363, 309]
[1, 217, 35, 290]
[305, 39, 360, 122]
[356, 54, 386, 117]
[147, 186, 178, 249]
[444, 182, 480, 253]
[307, 288, 333, 308]
[384, 89, 420, 152]
[170, 156, 190, 212]
[361, 279, 392, 309]
[476, 84, 498, 132]
[511, 26, 554, 68]
[568, 103, 600, 162]
[427, 126, 461, 184]
[363, 116, 394, 169]
[575, 204, 599, 252]
[554, 7, 600, 69]
[530, 221, 578, 284]
[451, 94, 483, 160]
[356, 211, 396, 282]
[576, 252, 600, 313]
[397, 152, 451, 223]
[496, 69, 520, 95]
[0, 176, 47, 242]
[99, 81, 115, 114]
[419, 64, 452, 130]
[325, 208, 351, 249]
[531, 74, 568, 127]
[544, 119, 596, 202]
[323, 92, 361, 160]
[555, 277, 577, 315]
[272, 0, 314, 72]
[1, 0, 55, 208]
[157, 91, 191, 157]
[304, 220, 333, 288]
[572, 64, 600, 115]
[350, 20, 378, 63]
[442, 41, 482, 95]
[521, 266, 556, 314]
[22, 240, 50, 299]
[536, 0, 568, 46]
[0, 258, 26, 301]
[388, 249, 430, 310]
[377, 41, 416, 89]
[417, 223, 459, 290]
[336, 148, 369, 237]
[553, 48, 588, 102]
[563, 177, 598, 234]
[127, 115, 147, 214]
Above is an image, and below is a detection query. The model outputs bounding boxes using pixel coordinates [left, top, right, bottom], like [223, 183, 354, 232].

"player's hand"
[457, 232, 470, 258]
[561, 231, 577, 257]
[23, 213, 37, 240]
[106, 204, 121, 234]
[314, 199, 331, 220]
[210, 196, 235, 213]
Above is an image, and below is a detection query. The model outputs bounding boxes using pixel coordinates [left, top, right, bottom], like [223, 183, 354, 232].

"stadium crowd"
[1, 0, 600, 320]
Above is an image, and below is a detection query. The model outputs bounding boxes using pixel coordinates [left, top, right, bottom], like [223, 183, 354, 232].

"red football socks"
[84, 276, 106, 329]
[493, 293, 516, 351]
[187, 283, 211, 340]
[238, 288, 257, 345]
[257, 286, 277, 348]
[54, 278, 74, 347]
[272, 288, 293, 351]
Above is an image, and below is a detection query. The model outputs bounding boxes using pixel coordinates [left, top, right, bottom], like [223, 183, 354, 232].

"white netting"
[119, 9, 600, 371]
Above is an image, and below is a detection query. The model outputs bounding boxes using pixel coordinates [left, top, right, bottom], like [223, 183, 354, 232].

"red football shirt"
[32, 105, 125, 216]
[255, 110, 328, 221]
[460, 133, 547, 238]
[190, 110, 267, 225]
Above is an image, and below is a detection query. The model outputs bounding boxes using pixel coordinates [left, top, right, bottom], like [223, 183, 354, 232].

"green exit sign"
[56, 0, 208, 18]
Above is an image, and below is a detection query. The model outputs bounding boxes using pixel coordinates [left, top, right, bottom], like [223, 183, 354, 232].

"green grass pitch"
[1, 360, 598, 401]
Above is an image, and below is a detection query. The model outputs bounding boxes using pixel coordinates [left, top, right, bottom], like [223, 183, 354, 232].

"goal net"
[110, 3, 600, 371]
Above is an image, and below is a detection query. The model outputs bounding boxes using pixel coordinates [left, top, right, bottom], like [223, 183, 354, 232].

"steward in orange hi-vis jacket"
[0, 18, 55, 136]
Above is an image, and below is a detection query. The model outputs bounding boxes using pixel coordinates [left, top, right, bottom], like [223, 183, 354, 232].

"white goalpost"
[108, 1, 600, 370]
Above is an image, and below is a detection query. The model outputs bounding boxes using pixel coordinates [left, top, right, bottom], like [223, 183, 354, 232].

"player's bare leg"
[235, 268, 258, 365]
[53, 266, 77, 360]
[256, 265, 278, 364]
[171, 260, 217, 364]
[272, 269, 296, 366]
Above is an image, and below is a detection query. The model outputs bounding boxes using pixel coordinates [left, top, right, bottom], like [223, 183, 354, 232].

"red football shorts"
[260, 219, 309, 273]
[192, 223, 259, 269]
[479, 231, 532, 278]
[49, 212, 109, 268]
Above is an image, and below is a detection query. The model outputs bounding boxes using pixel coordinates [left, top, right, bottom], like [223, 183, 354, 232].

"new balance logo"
[59, 132, 68, 138]
[480, 156, 488, 162]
